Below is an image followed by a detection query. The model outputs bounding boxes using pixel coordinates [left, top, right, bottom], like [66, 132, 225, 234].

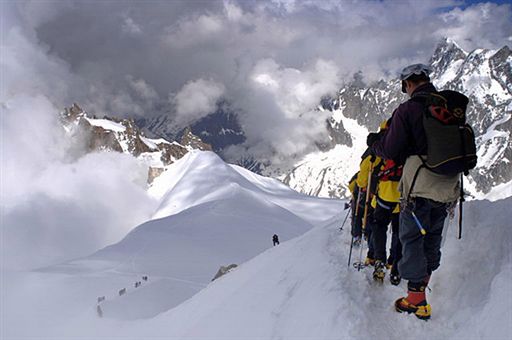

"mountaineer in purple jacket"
[368, 64, 460, 320]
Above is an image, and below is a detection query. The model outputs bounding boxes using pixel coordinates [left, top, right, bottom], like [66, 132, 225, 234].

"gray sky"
[2, 0, 512, 160]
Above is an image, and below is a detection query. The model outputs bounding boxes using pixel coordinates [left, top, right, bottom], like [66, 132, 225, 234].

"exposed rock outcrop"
[60, 104, 212, 184]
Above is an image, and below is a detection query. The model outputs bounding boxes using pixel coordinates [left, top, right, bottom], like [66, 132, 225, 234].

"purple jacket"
[371, 83, 437, 164]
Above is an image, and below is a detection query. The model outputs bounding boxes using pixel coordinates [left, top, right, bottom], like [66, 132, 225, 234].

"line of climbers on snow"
[96, 275, 149, 318]
[344, 63, 477, 321]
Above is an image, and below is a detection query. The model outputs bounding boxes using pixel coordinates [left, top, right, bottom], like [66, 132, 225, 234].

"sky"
[2, 0, 511, 162]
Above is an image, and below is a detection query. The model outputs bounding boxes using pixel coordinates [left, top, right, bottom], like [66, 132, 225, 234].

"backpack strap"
[409, 92, 431, 104]
[405, 91, 437, 202]
[406, 156, 426, 202]
[370, 158, 385, 195]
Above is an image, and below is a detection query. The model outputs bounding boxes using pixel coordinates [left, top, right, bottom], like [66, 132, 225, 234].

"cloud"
[250, 58, 339, 117]
[1, 93, 157, 271]
[126, 75, 159, 101]
[1, 152, 155, 270]
[436, 3, 512, 50]
[171, 78, 226, 126]
[163, 12, 225, 48]
[224, 0, 244, 21]
[222, 58, 339, 161]
[122, 15, 142, 35]
[4, 0, 512, 164]
[1, 8, 158, 271]
[1, 26, 76, 106]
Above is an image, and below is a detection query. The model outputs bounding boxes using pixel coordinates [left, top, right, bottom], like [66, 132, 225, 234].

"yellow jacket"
[370, 160, 401, 213]
[371, 186, 400, 213]
[356, 154, 381, 190]
[348, 173, 358, 195]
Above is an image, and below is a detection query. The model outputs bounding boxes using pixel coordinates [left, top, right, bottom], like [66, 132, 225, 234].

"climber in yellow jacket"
[354, 149, 382, 261]
[367, 119, 403, 285]
[348, 172, 362, 246]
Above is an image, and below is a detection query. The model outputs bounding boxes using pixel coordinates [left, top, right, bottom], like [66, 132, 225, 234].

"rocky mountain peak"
[490, 45, 512, 93]
[430, 37, 467, 77]
[59, 104, 212, 184]
[181, 127, 213, 151]
[63, 102, 86, 121]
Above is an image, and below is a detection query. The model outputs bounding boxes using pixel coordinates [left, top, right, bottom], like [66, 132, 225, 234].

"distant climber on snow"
[273, 234, 280, 246]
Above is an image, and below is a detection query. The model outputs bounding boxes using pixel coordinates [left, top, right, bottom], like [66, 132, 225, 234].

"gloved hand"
[366, 132, 381, 147]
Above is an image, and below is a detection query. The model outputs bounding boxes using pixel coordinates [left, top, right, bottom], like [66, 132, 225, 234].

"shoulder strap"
[406, 156, 428, 202]
[409, 92, 430, 106]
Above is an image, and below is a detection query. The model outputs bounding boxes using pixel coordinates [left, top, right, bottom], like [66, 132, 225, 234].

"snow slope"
[67, 197, 511, 339]
[1, 151, 343, 336]
[2, 151, 510, 339]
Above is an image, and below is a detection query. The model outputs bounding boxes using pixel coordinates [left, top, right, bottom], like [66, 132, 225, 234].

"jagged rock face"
[158, 143, 188, 165]
[490, 46, 512, 93]
[181, 127, 213, 152]
[437, 44, 512, 194]
[87, 124, 124, 153]
[211, 264, 238, 281]
[278, 39, 512, 198]
[430, 37, 468, 79]
[60, 104, 212, 183]
[326, 118, 352, 148]
[62, 103, 151, 155]
[147, 167, 165, 184]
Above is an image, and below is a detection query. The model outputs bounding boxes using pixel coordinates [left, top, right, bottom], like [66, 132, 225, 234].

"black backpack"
[420, 90, 477, 175]
[410, 90, 477, 239]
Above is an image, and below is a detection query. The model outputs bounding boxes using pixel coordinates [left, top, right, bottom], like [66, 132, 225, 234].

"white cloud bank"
[0, 10, 158, 271]
[171, 78, 226, 126]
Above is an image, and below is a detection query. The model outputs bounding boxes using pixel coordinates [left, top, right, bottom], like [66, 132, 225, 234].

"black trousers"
[369, 197, 400, 263]
[351, 191, 366, 238]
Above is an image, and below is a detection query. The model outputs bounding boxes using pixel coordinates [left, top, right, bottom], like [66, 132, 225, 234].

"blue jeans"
[398, 197, 448, 282]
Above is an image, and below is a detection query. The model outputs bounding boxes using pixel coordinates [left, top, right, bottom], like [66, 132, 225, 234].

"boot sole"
[395, 300, 431, 320]
[373, 272, 385, 283]
[390, 276, 401, 286]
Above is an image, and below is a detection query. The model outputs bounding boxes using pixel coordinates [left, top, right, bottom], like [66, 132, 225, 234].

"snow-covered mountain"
[12, 151, 341, 323]
[275, 38, 512, 198]
[2, 150, 510, 338]
[61, 103, 212, 183]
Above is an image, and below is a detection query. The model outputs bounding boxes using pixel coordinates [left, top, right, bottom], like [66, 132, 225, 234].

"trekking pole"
[339, 206, 351, 231]
[357, 162, 374, 271]
[348, 235, 355, 268]
[458, 174, 464, 239]
[347, 190, 360, 268]
[411, 211, 427, 236]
